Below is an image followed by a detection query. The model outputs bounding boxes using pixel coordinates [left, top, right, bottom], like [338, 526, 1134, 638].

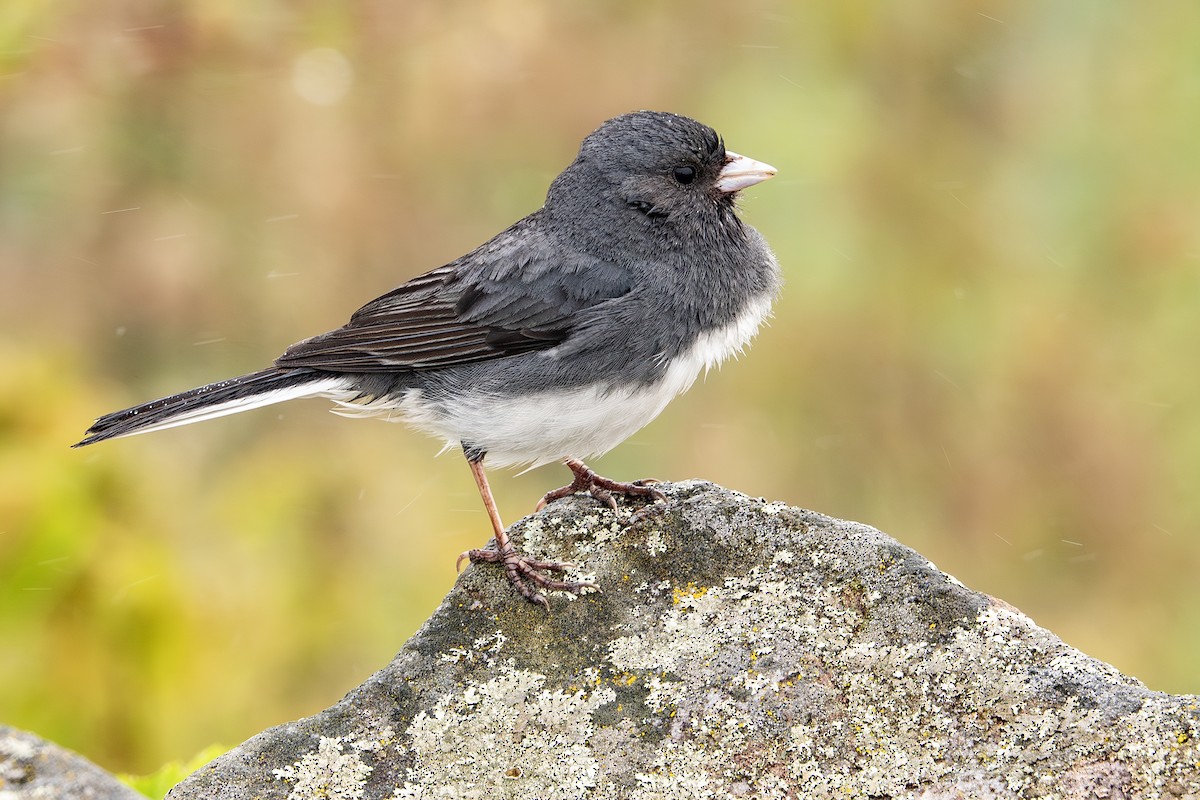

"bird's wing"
[275, 217, 633, 372]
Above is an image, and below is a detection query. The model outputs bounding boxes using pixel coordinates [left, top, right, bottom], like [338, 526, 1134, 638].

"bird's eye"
[672, 165, 696, 185]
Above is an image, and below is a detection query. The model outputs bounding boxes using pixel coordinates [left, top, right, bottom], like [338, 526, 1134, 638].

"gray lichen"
[168, 482, 1200, 800]
[395, 669, 613, 797]
[272, 728, 389, 800]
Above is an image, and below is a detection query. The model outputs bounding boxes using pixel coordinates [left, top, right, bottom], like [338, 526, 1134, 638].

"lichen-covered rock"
[0, 725, 144, 800]
[167, 482, 1200, 800]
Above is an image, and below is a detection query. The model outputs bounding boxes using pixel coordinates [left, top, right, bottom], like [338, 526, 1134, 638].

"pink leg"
[457, 456, 597, 608]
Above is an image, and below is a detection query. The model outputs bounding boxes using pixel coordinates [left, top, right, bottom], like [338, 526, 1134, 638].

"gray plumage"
[75, 111, 780, 604]
[76, 111, 780, 464]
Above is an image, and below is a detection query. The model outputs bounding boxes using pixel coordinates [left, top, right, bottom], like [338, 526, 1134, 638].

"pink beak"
[715, 150, 777, 194]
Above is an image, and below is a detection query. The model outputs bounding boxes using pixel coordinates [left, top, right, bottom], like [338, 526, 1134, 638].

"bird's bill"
[715, 150, 778, 194]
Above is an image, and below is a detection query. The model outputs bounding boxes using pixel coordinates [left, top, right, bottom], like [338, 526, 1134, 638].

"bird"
[74, 110, 781, 607]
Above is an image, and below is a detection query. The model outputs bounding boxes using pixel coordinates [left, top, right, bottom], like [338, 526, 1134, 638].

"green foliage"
[1, 0, 1198, 778]
[119, 744, 229, 800]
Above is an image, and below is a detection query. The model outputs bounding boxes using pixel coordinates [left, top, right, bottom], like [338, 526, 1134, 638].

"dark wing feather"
[275, 215, 633, 373]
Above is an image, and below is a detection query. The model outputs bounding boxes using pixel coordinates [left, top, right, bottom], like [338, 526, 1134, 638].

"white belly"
[327, 294, 773, 468]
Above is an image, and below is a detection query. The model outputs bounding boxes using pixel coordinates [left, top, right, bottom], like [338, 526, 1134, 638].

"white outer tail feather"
[101, 378, 352, 440]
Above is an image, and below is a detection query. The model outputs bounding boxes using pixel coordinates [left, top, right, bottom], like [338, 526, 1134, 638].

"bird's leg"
[456, 448, 596, 608]
[536, 457, 666, 512]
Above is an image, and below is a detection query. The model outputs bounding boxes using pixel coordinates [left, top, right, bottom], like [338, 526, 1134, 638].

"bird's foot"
[536, 458, 667, 513]
[456, 544, 597, 609]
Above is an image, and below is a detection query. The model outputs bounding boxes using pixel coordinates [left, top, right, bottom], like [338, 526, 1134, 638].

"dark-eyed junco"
[75, 111, 780, 606]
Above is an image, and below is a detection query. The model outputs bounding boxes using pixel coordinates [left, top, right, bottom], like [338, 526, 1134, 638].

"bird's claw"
[537, 459, 667, 513]
[461, 543, 598, 607]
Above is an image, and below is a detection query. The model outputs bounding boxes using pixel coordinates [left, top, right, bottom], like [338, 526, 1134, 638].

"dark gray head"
[545, 111, 775, 253]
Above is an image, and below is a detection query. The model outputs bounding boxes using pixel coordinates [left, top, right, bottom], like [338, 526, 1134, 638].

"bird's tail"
[73, 367, 350, 447]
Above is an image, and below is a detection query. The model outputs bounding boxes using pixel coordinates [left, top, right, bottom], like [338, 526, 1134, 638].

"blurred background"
[2, 0, 1198, 776]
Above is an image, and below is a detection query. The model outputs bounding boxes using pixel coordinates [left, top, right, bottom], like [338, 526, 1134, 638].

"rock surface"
[0, 724, 143, 800]
[167, 481, 1200, 799]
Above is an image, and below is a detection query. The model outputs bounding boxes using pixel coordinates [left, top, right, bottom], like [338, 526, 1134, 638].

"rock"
[0, 725, 143, 800]
[167, 481, 1200, 800]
